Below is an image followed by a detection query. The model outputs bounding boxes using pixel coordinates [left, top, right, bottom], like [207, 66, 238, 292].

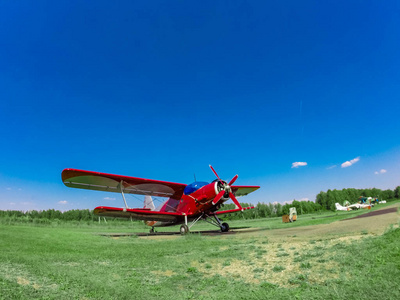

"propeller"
[209, 165, 223, 184]
[209, 165, 242, 210]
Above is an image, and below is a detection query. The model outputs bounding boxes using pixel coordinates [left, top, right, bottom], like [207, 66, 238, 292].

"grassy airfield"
[1, 202, 399, 299]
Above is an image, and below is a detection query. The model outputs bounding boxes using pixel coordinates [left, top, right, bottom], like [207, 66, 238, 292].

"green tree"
[381, 189, 394, 200]
[394, 186, 400, 199]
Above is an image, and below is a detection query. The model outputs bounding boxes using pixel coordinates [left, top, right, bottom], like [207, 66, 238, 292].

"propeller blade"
[212, 190, 225, 205]
[209, 165, 223, 183]
[228, 174, 238, 186]
[229, 192, 243, 210]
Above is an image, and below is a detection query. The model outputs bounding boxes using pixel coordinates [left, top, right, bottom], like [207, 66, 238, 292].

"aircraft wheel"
[221, 222, 230, 232]
[150, 228, 155, 234]
[180, 224, 189, 235]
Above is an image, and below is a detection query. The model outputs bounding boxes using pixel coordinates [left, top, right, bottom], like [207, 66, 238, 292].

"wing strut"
[119, 180, 129, 209]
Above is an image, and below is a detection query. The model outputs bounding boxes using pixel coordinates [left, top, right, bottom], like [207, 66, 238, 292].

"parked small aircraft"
[62, 166, 260, 234]
[335, 203, 351, 211]
[335, 202, 371, 211]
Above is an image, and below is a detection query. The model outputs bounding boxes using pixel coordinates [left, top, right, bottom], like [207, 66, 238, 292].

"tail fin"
[144, 195, 155, 210]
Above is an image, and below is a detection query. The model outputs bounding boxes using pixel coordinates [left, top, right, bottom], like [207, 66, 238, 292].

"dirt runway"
[244, 203, 399, 242]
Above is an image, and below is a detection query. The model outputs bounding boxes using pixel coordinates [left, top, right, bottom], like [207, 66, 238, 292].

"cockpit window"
[183, 181, 208, 195]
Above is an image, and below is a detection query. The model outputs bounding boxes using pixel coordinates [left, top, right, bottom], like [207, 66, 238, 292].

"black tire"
[180, 224, 189, 235]
[221, 222, 230, 232]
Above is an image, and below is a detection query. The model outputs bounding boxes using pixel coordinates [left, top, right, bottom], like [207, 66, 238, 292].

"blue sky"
[1, 1, 399, 211]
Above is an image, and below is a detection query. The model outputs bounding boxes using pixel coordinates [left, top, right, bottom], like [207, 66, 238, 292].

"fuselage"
[146, 180, 228, 227]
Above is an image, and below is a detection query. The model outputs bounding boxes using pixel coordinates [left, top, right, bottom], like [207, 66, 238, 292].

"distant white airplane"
[335, 202, 372, 211]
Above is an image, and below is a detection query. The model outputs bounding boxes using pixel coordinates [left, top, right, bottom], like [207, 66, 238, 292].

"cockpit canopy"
[183, 181, 209, 195]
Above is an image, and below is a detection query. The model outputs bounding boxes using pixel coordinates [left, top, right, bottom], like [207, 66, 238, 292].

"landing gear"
[150, 227, 155, 234]
[180, 224, 189, 235]
[178, 213, 230, 235]
[202, 213, 230, 233]
[221, 222, 230, 232]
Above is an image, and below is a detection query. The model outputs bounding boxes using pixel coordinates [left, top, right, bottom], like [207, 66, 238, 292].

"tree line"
[316, 186, 400, 211]
[1, 186, 398, 223]
[220, 200, 323, 221]
[0, 209, 97, 223]
[0, 200, 324, 223]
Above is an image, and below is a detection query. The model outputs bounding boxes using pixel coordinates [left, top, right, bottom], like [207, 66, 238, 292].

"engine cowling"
[214, 180, 230, 201]
[187, 181, 228, 204]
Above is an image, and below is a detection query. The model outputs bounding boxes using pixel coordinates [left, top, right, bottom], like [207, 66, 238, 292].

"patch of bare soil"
[0, 263, 58, 291]
[195, 234, 368, 287]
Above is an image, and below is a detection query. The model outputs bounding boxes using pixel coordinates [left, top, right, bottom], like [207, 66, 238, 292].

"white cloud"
[291, 162, 307, 168]
[58, 201, 68, 205]
[104, 197, 116, 201]
[300, 198, 310, 201]
[9, 202, 16, 206]
[341, 157, 360, 168]
[6, 187, 11, 191]
[327, 165, 337, 170]
[375, 169, 387, 175]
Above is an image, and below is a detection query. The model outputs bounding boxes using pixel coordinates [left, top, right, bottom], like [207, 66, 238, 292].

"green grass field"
[1, 203, 399, 299]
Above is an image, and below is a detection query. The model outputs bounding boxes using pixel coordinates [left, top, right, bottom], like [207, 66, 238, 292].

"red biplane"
[61, 166, 259, 234]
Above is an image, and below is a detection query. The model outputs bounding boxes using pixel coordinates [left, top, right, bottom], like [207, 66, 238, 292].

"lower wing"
[215, 206, 254, 215]
[94, 205, 255, 221]
[94, 206, 186, 222]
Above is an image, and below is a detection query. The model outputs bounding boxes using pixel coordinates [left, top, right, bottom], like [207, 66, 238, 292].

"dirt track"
[241, 203, 400, 242]
[342, 207, 397, 219]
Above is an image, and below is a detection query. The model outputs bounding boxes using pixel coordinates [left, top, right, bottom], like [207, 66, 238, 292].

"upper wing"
[231, 185, 260, 197]
[62, 169, 187, 198]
